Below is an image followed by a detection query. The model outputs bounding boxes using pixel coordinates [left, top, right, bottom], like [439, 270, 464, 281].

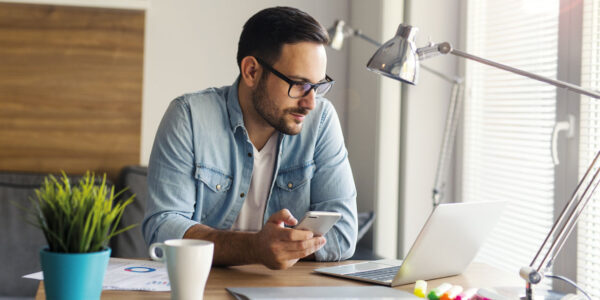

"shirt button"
[248, 153, 252, 157]
[216, 184, 221, 191]
[287, 182, 293, 188]
[240, 193, 245, 198]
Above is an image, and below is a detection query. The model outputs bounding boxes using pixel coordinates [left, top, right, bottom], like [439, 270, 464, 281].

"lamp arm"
[544, 167, 600, 269]
[432, 82, 464, 206]
[416, 43, 445, 60]
[353, 30, 382, 48]
[519, 150, 600, 299]
[533, 151, 600, 272]
[421, 65, 463, 84]
[429, 42, 600, 99]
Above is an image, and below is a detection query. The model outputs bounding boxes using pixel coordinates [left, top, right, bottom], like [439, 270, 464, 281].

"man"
[143, 6, 357, 270]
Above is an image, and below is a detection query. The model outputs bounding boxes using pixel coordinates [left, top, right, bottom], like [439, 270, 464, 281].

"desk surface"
[35, 261, 523, 299]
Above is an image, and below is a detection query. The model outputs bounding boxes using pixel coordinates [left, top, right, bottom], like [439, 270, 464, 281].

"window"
[463, 0, 559, 284]
[463, 0, 600, 296]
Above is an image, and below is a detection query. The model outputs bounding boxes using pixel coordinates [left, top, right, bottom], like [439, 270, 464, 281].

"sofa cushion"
[0, 172, 53, 298]
[110, 166, 149, 258]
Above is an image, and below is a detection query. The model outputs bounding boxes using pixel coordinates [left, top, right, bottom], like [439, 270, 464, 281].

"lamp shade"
[328, 20, 346, 51]
[366, 24, 419, 85]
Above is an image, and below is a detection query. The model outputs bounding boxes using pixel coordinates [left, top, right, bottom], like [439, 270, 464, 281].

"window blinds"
[463, 0, 559, 280]
[578, 0, 600, 297]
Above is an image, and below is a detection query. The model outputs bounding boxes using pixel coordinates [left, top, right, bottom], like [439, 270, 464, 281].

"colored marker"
[441, 285, 463, 300]
[414, 280, 427, 298]
[455, 288, 478, 300]
[427, 283, 452, 300]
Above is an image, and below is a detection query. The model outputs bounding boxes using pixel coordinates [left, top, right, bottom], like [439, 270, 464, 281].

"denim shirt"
[142, 79, 358, 261]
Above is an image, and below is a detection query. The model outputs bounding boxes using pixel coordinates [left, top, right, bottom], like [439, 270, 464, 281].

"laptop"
[314, 201, 506, 286]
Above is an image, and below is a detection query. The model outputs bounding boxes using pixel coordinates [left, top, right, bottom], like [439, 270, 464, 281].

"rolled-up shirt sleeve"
[310, 102, 358, 261]
[142, 97, 199, 245]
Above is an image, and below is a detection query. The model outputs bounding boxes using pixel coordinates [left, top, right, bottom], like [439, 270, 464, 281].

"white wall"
[347, 0, 402, 258]
[398, 0, 461, 256]
[142, 1, 407, 258]
[142, 2, 407, 258]
[141, 0, 351, 164]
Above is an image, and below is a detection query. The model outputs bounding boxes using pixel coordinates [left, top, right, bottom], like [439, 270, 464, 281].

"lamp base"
[486, 286, 584, 300]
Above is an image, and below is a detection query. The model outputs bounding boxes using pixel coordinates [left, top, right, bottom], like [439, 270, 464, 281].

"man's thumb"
[267, 209, 297, 226]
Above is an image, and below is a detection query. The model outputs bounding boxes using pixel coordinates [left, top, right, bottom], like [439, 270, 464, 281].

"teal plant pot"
[40, 247, 111, 300]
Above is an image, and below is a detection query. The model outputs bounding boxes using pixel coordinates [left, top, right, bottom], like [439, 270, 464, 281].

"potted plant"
[26, 171, 135, 300]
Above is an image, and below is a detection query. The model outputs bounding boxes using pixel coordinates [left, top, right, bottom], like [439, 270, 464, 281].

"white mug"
[149, 239, 214, 300]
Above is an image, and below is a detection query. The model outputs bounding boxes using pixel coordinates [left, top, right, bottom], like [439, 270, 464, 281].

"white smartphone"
[294, 211, 342, 236]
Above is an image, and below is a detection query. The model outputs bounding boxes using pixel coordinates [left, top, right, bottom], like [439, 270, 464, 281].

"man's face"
[251, 42, 328, 135]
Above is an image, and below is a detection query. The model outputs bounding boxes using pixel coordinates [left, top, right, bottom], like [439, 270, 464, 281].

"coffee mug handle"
[149, 242, 166, 262]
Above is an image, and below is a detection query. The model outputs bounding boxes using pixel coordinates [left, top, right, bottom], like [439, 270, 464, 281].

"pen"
[428, 283, 452, 300]
[414, 280, 427, 298]
[440, 285, 463, 300]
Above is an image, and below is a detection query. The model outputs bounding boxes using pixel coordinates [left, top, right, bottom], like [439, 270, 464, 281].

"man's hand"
[253, 209, 326, 270]
[183, 209, 326, 269]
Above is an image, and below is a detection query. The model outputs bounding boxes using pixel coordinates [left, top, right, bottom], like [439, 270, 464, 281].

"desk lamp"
[327, 20, 464, 207]
[367, 23, 600, 300]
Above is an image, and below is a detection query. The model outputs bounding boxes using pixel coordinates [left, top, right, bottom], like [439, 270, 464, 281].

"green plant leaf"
[18, 171, 136, 253]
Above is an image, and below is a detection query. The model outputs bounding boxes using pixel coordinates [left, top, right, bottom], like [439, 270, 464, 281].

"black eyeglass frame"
[255, 57, 335, 99]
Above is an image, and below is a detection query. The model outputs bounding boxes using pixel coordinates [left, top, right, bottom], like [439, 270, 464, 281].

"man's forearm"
[181, 209, 326, 269]
[183, 224, 259, 266]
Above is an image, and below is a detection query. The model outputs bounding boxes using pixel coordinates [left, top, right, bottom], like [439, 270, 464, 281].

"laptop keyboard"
[346, 266, 401, 282]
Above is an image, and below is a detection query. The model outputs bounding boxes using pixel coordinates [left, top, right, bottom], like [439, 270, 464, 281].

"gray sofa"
[109, 165, 149, 259]
[0, 172, 50, 300]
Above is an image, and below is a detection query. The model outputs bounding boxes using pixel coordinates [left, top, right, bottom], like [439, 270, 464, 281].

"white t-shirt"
[231, 133, 278, 232]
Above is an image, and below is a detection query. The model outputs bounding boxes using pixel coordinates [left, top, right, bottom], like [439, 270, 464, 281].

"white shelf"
[0, 0, 149, 10]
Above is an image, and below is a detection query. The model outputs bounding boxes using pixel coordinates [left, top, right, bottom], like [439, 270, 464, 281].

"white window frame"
[550, 0, 583, 291]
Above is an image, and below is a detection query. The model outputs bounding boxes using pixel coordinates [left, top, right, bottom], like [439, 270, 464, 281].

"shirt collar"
[226, 76, 245, 132]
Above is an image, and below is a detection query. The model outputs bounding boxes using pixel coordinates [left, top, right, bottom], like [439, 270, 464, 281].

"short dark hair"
[237, 6, 329, 69]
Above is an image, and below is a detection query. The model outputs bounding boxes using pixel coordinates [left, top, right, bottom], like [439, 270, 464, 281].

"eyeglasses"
[255, 57, 335, 99]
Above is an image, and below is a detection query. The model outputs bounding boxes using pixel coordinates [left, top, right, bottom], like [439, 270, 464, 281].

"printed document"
[23, 257, 170, 291]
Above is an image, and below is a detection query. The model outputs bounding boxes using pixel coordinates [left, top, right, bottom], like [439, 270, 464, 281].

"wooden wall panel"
[0, 3, 144, 179]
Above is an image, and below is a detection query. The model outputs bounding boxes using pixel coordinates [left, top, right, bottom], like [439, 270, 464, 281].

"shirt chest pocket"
[195, 166, 233, 219]
[274, 163, 315, 214]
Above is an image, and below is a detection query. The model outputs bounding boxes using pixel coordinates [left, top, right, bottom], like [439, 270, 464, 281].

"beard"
[251, 75, 309, 135]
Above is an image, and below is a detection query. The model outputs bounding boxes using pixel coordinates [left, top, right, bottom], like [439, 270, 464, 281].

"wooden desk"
[35, 261, 523, 299]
